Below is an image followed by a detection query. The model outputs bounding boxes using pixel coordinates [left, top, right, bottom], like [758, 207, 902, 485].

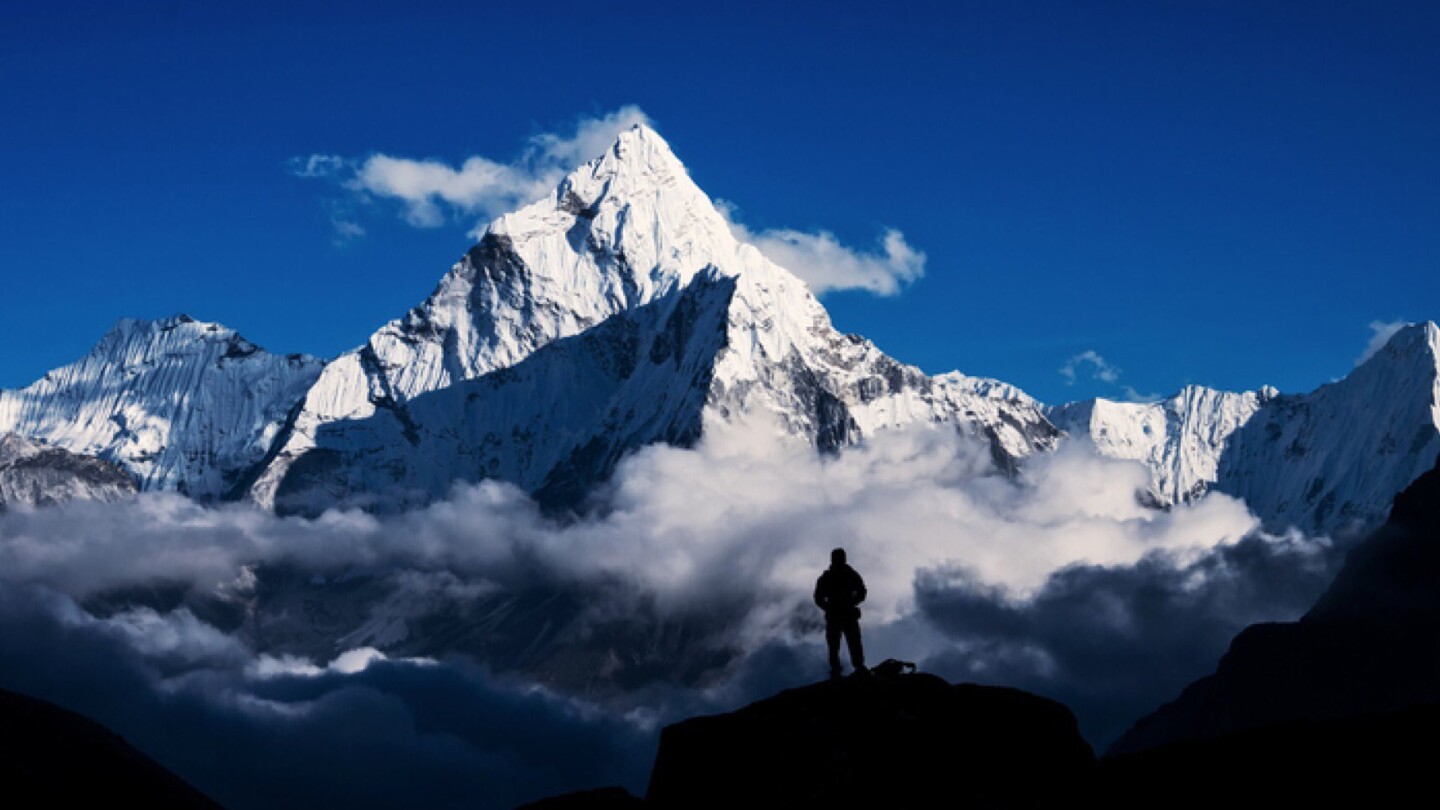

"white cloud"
[287, 154, 347, 178]
[290, 106, 652, 237]
[0, 415, 1257, 639]
[720, 204, 925, 296]
[1356, 319, 1408, 366]
[1061, 350, 1120, 385]
[0, 412, 1338, 772]
[291, 110, 926, 297]
[1059, 350, 1160, 402]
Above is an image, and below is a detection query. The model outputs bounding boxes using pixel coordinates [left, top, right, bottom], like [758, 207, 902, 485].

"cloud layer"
[0, 418, 1343, 804]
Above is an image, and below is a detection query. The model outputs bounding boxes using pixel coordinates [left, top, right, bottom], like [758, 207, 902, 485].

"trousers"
[825, 612, 864, 674]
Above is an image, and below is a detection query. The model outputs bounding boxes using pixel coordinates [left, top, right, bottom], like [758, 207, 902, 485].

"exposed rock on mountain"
[0, 433, 136, 510]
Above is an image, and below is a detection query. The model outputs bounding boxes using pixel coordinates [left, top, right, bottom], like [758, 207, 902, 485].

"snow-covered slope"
[1056, 323, 1440, 536]
[1050, 385, 1276, 505]
[1214, 322, 1440, 535]
[251, 124, 1059, 511]
[0, 433, 136, 510]
[0, 316, 325, 499]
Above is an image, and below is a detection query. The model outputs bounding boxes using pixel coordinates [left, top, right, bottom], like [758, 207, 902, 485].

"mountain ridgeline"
[1, 125, 1437, 533]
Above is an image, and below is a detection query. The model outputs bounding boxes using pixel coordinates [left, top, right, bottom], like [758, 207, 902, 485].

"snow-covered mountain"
[1050, 385, 1277, 506]
[2, 125, 1435, 539]
[1059, 323, 1440, 535]
[248, 124, 1059, 512]
[0, 316, 325, 500]
[0, 433, 136, 510]
[1213, 322, 1440, 535]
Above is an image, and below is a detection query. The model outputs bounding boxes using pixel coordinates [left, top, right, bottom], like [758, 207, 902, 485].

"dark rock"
[1102, 701, 1440, 808]
[1111, 453, 1440, 754]
[516, 786, 645, 809]
[646, 672, 1095, 807]
[0, 685, 222, 808]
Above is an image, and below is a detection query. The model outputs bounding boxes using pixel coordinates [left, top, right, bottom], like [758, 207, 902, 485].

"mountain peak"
[1369, 321, 1440, 366]
[545, 120, 716, 231]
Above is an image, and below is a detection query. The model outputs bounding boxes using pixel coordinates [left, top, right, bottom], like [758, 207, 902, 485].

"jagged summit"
[247, 124, 1059, 512]
[6, 123, 1435, 532]
[1050, 385, 1276, 506]
[1213, 319, 1440, 534]
[1054, 321, 1440, 533]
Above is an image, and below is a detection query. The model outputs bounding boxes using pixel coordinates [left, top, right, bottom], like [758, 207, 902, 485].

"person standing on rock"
[814, 548, 867, 679]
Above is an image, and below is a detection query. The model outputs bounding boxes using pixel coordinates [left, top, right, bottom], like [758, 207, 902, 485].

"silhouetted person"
[814, 548, 867, 678]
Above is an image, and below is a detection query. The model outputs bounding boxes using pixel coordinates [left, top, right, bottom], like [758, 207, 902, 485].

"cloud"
[914, 528, 1341, 747]
[290, 111, 926, 297]
[0, 416, 1341, 801]
[0, 585, 652, 810]
[290, 106, 651, 237]
[1059, 350, 1160, 403]
[1061, 350, 1120, 385]
[287, 154, 347, 178]
[1356, 319, 1409, 366]
[720, 203, 925, 296]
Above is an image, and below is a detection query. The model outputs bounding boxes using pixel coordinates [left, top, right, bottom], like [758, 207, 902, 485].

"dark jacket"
[814, 563, 867, 619]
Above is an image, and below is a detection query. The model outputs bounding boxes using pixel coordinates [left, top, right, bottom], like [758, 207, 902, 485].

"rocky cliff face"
[0, 433, 136, 510]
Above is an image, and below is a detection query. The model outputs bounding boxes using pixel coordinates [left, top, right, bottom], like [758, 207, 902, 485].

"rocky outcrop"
[645, 672, 1095, 807]
[1110, 453, 1440, 754]
[1103, 702, 1440, 808]
[0, 433, 136, 510]
[0, 685, 222, 808]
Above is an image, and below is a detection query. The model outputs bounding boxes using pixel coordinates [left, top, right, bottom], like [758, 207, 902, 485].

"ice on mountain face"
[1214, 322, 1440, 536]
[1055, 323, 1440, 536]
[252, 124, 1060, 512]
[1050, 385, 1275, 505]
[0, 316, 325, 500]
[0, 433, 137, 510]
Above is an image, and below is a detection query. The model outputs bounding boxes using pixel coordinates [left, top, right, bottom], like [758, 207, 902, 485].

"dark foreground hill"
[0, 685, 222, 808]
[647, 672, 1095, 807]
[524, 671, 1097, 809]
[1112, 454, 1440, 754]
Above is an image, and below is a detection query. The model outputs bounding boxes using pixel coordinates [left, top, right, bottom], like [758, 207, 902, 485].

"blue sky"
[2, 0, 1437, 404]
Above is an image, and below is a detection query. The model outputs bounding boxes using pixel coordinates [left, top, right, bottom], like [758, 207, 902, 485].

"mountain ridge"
[1, 124, 1436, 535]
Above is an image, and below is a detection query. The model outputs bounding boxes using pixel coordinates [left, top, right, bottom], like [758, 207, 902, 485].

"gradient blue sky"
[3, 1, 1437, 404]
